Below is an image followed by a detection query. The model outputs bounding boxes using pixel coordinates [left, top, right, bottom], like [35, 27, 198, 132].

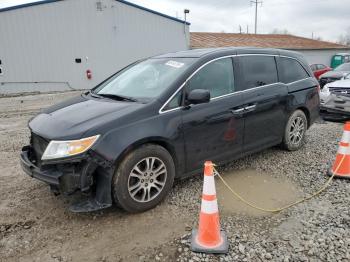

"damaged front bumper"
[320, 94, 350, 121]
[20, 145, 114, 212]
[320, 106, 350, 121]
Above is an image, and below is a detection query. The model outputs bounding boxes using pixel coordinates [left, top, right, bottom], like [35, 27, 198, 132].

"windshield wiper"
[97, 93, 138, 102]
[85, 90, 102, 99]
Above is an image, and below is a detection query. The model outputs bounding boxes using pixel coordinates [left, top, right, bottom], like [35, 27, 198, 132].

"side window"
[317, 64, 326, 70]
[310, 65, 317, 71]
[279, 57, 309, 84]
[162, 91, 182, 111]
[187, 58, 234, 99]
[239, 56, 278, 90]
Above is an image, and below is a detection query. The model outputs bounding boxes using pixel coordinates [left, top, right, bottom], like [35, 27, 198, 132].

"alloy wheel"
[289, 116, 305, 146]
[127, 157, 168, 203]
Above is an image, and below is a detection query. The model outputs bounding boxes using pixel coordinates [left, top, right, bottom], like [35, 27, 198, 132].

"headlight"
[322, 86, 330, 94]
[42, 135, 100, 160]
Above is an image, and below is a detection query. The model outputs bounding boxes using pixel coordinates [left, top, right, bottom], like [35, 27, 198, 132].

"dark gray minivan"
[21, 48, 320, 213]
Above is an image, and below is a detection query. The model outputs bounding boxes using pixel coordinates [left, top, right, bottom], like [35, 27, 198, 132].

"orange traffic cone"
[328, 121, 350, 179]
[191, 161, 228, 254]
[224, 118, 236, 141]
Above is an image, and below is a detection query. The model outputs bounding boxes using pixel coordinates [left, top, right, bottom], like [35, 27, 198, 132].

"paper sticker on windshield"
[165, 60, 185, 68]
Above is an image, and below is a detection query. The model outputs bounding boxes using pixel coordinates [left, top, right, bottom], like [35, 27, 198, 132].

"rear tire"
[112, 144, 175, 213]
[282, 110, 307, 151]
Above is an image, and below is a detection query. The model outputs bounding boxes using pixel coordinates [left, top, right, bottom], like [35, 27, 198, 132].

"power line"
[251, 0, 262, 34]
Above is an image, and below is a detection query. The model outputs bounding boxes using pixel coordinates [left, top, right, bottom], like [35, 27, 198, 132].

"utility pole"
[184, 9, 190, 34]
[251, 0, 262, 34]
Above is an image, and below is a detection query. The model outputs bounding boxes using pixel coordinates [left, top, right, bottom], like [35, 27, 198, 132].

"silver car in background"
[319, 63, 350, 88]
[320, 73, 350, 121]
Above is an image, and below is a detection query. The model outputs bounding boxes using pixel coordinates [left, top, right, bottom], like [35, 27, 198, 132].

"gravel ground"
[0, 92, 349, 262]
[166, 121, 350, 262]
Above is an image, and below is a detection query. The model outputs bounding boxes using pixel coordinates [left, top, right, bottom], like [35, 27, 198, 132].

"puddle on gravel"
[216, 169, 301, 217]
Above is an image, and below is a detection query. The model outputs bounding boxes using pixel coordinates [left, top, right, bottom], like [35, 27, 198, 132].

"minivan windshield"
[334, 63, 350, 71]
[94, 58, 195, 101]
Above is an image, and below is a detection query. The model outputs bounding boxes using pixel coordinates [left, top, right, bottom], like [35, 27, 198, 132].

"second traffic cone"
[328, 121, 350, 179]
[191, 161, 228, 254]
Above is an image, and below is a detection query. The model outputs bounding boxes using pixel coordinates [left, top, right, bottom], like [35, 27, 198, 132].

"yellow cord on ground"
[213, 154, 344, 213]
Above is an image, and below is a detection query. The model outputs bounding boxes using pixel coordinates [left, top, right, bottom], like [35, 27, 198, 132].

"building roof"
[191, 32, 350, 50]
[0, 0, 62, 12]
[0, 0, 190, 25]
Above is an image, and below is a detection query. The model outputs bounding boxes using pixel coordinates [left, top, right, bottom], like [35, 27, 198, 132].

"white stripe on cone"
[341, 130, 350, 143]
[337, 145, 350, 155]
[203, 175, 216, 195]
[201, 199, 219, 214]
[335, 173, 350, 176]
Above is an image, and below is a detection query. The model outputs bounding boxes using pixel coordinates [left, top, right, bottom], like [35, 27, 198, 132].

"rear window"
[239, 56, 278, 90]
[279, 57, 309, 83]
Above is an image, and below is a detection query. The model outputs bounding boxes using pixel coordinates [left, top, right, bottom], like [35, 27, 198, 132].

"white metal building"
[0, 0, 190, 94]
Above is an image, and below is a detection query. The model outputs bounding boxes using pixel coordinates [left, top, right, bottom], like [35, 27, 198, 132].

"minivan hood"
[320, 71, 348, 79]
[29, 95, 144, 140]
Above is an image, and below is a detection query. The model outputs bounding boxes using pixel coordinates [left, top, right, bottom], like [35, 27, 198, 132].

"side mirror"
[186, 89, 210, 105]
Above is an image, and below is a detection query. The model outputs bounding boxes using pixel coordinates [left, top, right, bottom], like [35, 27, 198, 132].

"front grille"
[329, 87, 350, 97]
[30, 133, 49, 167]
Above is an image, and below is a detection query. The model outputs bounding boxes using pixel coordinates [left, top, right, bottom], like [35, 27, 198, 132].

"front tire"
[282, 110, 307, 151]
[112, 144, 175, 213]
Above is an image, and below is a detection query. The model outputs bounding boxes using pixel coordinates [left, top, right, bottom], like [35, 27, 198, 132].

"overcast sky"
[1, 0, 349, 43]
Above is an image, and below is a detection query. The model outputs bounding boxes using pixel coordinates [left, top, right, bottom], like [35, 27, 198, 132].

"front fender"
[93, 110, 185, 177]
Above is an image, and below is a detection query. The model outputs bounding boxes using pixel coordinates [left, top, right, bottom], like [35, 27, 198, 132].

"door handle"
[231, 108, 245, 115]
[245, 105, 256, 111]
